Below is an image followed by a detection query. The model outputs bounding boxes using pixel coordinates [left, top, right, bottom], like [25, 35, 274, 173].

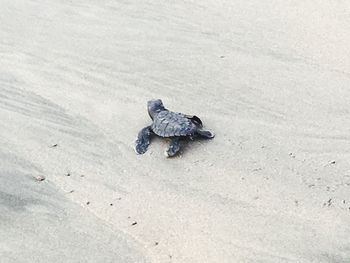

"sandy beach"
[1, 0, 350, 262]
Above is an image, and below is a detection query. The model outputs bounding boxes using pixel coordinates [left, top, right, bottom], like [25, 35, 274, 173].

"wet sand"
[1, 0, 350, 262]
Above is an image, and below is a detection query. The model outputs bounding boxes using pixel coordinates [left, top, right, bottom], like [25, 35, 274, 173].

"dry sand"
[1, 0, 350, 262]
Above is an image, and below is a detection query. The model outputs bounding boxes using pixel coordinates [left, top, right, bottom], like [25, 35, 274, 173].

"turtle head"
[147, 99, 165, 119]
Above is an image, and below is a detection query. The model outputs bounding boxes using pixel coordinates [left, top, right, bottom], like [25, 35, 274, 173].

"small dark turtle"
[135, 99, 215, 157]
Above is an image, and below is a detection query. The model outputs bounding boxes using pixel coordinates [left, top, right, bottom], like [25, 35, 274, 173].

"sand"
[1, 0, 350, 262]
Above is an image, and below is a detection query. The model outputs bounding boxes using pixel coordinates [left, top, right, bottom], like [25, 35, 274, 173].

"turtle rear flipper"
[196, 130, 215, 139]
[165, 137, 181, 157]
[185, 115, 203, 127]
[135, 126, 153, 154]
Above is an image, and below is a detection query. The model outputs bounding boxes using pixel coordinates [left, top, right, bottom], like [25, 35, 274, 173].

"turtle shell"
[151, 111, 197, 137]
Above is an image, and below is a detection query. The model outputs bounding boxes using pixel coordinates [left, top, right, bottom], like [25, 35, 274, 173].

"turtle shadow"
[144, 135, 214, 158]
[177, 136, 214, 157]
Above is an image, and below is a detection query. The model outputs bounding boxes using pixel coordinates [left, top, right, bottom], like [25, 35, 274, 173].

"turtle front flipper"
[135, 126, 153, 154]
[165, 137, 181, 157]
[196, 130, 215, 139]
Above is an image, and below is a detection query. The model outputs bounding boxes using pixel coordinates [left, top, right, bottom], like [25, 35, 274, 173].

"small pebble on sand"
[34, 175, 45, 181]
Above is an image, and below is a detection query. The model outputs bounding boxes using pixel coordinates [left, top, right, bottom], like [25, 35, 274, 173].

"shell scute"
[152, 110, 196, 137]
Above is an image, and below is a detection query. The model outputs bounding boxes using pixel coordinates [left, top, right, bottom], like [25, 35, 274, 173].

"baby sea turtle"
[135, 99, 215, 157]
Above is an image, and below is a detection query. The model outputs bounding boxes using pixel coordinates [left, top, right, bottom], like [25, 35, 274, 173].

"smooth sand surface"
[1, 0, 350, 262]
